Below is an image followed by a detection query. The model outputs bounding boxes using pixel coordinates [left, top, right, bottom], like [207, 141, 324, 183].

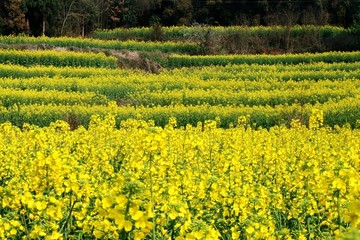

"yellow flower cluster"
[3, 72, 360, 100]
[170, 61, 360, 81]
[0, 115, 359, 239]
[1, 95, 359, 129]
[0, 87, 108, 107]
[126, 85, 360, 107]
[3, 60, 360, 80]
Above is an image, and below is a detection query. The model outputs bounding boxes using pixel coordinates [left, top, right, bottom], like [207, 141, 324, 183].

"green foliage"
[92, 25, 347, 41]
[92, 25, 360, 53]
[0, 87, 108, 108]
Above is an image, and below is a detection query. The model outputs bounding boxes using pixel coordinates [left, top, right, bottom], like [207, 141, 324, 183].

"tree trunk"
[26, 18, 30, 34]
[61, 0, 76, 36]
[82, 17, 85, 37]
[42, 16, 46, 36]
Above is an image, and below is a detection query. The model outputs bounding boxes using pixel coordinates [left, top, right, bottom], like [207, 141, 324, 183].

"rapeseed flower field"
[0, 114, 359, 239]
[0, 35, 359, 239]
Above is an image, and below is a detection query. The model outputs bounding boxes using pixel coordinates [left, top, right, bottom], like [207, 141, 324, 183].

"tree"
[3, 0, 27, 34]
[25, 0, 61, 36]
[327, 0, 360, 27]
[59, 0, 99, 36]
[161, 0, 193, 26]
[24, 0, 104, 36]
[124, 0, 162, 26]
[0, 1, 6, 33]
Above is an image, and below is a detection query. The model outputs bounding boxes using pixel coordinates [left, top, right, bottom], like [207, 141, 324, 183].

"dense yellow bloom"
[0, 115, 359, 239]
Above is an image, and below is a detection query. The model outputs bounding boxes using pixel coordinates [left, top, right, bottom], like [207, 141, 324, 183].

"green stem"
[336, 190, 341, 232]
[60, 193, 76, 233]
[149, 154, 156, 240]
[20, 211, 29, 240]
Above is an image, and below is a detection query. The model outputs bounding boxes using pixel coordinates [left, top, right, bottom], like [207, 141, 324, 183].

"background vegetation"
[1, 0, 360, 37]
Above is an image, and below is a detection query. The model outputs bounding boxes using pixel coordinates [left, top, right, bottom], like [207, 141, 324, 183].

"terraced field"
[0, 33, 359, 239]
[0, 51, 360, 129]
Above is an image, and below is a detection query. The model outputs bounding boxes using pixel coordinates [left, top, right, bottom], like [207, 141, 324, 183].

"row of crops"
[0, 49, 117, 68]
[164, 51, 360, 67]
[0, 36, 199, 54]
[92, 25, 350, 41]
[3, 48, 360, 69]
[2, 60, 360, 79]
[0, 36, 359, 239]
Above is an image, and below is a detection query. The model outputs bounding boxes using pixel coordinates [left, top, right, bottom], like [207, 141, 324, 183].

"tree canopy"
[1, 0, 360, 36]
